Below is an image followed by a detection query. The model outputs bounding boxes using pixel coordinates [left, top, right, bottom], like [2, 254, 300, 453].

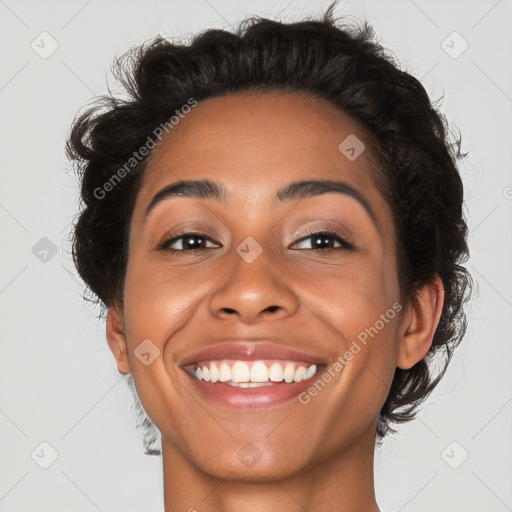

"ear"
[397, 275, 444, 370]
[106, 304, 131, 374]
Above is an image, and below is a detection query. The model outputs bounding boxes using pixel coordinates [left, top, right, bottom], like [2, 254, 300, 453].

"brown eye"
[158, 232, 220, 253]
[291, 230, 354, 252]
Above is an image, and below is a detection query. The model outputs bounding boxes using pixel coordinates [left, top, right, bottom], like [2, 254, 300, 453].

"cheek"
[295, 250, 400, 339]
[295, 250, 400, 404]
[122, 260, 210, 342]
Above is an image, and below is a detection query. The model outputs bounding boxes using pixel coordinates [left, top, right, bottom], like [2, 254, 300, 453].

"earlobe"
[397, 276, 444, 370]
[106, 305, 131, 374]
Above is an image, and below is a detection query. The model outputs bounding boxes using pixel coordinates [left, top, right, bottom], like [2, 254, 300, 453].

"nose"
[209, 251, 299, 325]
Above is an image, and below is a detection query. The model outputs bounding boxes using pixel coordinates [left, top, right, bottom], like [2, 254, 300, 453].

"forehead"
[135, 92, 386, 215]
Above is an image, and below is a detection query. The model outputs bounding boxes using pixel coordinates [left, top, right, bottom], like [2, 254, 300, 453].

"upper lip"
[178, 342, 327, 367]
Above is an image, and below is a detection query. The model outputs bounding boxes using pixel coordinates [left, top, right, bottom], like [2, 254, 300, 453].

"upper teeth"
[192, 360, 318, 384]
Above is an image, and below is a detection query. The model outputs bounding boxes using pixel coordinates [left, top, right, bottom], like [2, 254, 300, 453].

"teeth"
[283, 363, 295, 383]
[250, 362, 269, 382]
[269, 363, 284, 382]
[210, 363, 219, 382]
[293, 366, 306, 382]
[219, 363, 231, 382]
[305, 365, 316, 379]
[227, 381, 274, 388]
[191, 360, 318, 385]
[232, 361, 250, 383]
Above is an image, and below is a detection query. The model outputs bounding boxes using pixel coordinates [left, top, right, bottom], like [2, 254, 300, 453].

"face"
[115, 92, 403, 481]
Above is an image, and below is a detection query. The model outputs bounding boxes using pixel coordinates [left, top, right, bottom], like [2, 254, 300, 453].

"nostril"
[264, 305, 280, 313]
[223, 308, 237, 315]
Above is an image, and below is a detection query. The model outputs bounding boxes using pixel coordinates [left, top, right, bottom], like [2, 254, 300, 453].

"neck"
[162, 422, 380, 512]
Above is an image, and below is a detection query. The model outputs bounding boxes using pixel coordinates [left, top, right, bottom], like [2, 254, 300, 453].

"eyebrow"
[144, 178, 377, 225]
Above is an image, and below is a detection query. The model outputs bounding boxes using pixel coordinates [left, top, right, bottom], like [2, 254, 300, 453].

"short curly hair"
[67, 3, 472, 446]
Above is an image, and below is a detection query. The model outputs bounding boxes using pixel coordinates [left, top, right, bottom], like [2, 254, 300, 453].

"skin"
[106, 92, 444, 512]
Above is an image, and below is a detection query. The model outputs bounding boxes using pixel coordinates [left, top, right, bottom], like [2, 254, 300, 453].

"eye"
[157, 229, 354, 255]
[291, 229, 354, 252]
[157, 232, 221, 254]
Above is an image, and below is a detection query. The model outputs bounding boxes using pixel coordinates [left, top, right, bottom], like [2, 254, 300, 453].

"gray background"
[1, 0, 511, 511]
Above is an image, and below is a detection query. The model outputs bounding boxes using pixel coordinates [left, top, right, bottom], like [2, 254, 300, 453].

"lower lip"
[185, 370, 323, 409]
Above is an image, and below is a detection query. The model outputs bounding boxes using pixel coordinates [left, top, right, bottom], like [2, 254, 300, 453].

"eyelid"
[288, 222, 355, 246]
[157, 227, 356, 255]
[290, 228, 355, 251]
[156, 229, 221, 252]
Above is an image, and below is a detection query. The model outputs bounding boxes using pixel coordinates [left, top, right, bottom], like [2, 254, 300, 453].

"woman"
[67, 4, 471, 511]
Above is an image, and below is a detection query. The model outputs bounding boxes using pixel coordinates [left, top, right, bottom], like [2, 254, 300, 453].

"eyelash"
[157, 228, 355, 256]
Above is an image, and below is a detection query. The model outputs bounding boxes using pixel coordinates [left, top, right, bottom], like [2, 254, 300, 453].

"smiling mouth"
[186, 359, 319, 387]
[184, 359, 325, 408]
[179, 342, 327, 408]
